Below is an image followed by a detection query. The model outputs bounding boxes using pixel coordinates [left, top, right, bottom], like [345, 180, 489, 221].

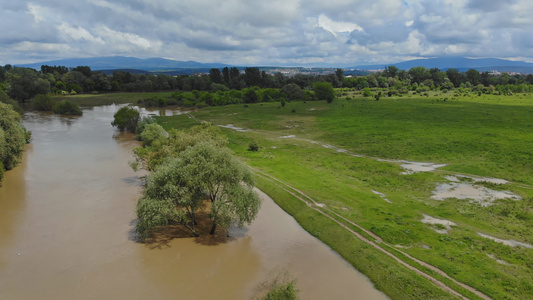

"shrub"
[53, 100, 82, 115]
[140, 123, 167, 147]
[312, 81, 335, 103]
[362, 87, 372, 97]
[32, 94, 55, 111]
[111, 106, 140, 132]
[248, 140, 259, 151]
[135, 116, 156, 140]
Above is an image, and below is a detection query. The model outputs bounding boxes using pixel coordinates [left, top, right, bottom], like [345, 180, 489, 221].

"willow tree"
[135, 140, 261, 239]
[136, 156, 204, 239]
[178, 142, 261, 235]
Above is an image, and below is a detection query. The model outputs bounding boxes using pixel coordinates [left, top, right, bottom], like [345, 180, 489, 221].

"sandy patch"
[478, 233, 533, 249]
[421, 214, 456, 234]
[371, 190, 392, 203]
[315, 203, 326, 208]
[280, 135, 296, 139]
[431, 178, 521, 206]
[218, 124, 249, 132]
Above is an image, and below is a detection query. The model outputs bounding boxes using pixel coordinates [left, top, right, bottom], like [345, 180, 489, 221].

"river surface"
[0, 105, 388, 299]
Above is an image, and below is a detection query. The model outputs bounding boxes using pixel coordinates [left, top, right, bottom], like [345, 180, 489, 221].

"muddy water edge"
[0, 105, 388, 300]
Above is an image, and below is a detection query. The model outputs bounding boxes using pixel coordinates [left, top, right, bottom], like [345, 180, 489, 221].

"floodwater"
[0, 105, 387, 299]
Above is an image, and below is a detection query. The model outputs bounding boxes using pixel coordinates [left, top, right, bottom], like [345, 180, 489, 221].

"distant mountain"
[16, 56, 230, 71]
[351, 57, 533, 73]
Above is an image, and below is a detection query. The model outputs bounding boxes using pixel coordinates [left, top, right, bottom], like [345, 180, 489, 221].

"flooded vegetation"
[0, 105, 387, 299]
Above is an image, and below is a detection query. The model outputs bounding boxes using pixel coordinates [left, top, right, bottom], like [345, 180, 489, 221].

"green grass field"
[155, 92, 533, 299]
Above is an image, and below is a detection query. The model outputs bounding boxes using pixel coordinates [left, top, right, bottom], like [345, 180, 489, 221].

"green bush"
[53, 100, 82, 115]
[135, 116, 156, 140]
[32, 94, 55, 111]
[111, 106, 140, 132]
[312, 81, 335, 103]
[140, 123, 167, 147]
[264, 281, 298, 300]
[248, 140, 259, 151]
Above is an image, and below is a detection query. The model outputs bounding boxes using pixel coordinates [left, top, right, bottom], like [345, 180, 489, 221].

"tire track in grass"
[253, 168, 492, 300]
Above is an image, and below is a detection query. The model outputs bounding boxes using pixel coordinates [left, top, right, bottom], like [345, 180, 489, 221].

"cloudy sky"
[1, 0, 533, 66]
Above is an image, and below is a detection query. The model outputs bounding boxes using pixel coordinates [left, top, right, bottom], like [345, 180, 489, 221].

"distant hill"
[351, 57, 533, 73]
[16, 56, 230, 71]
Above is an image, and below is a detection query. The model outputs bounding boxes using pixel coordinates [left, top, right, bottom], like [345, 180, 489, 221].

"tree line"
[2, 63, 533, 107]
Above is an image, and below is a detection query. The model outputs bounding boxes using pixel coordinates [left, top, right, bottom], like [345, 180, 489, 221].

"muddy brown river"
[0, 105, 388, 299]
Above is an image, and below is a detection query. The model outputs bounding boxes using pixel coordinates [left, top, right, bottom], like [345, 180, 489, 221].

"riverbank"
[156, 94, 533, 299]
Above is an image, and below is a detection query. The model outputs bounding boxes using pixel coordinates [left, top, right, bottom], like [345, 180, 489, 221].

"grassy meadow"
[153, 91, 533, 299]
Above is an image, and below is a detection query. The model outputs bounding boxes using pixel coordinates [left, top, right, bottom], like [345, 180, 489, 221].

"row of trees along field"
[2, 63, 533, 104]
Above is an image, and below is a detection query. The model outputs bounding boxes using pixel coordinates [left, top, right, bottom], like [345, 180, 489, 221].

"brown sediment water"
[0, 105, 388, 300]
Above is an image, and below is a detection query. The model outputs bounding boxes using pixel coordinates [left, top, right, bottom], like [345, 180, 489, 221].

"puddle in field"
[218, 124, 250, 132]
[445, 175, 508, 185]
[399, 162, 447, 174]
[371, 190, 392, 203]
[478, 233, 533, 249]
[420, 214, 456, 234]
[431, 176, 521, 206]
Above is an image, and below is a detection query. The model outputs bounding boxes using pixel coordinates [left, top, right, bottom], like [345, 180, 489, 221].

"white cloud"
[317, 14, 363, 37]
[58, 23, 105, 45]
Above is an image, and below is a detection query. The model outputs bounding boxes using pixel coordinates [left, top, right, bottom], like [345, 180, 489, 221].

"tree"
[335, 68, 344, 83]
[408, 66, 429, 85]
[244, 67, 262, 87]
[446, 68, 464, 87]
[313, 81, 335, 103]
[209, 68, 222, 84]
[0, 102, 29, 178]
[243, 88, 259, 103]
[32, 94, 56, 111]
[466, 69, 480, 86]
[111, 106, 140, 132]
[135, 141, 261, 239]
[179, 142, 261, 235]
[281, 83, 303, 100]
[136, 156, 205, 239]
[53, 100, 82, 116]
[383, 66, 399, 78]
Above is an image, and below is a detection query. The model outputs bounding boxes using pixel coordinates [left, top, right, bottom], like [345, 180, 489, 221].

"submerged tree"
[178, 142, 261, 234]
[136, 156, 205, 239]
[111, 106, 140, 132]
[134, 127, 260, 240]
